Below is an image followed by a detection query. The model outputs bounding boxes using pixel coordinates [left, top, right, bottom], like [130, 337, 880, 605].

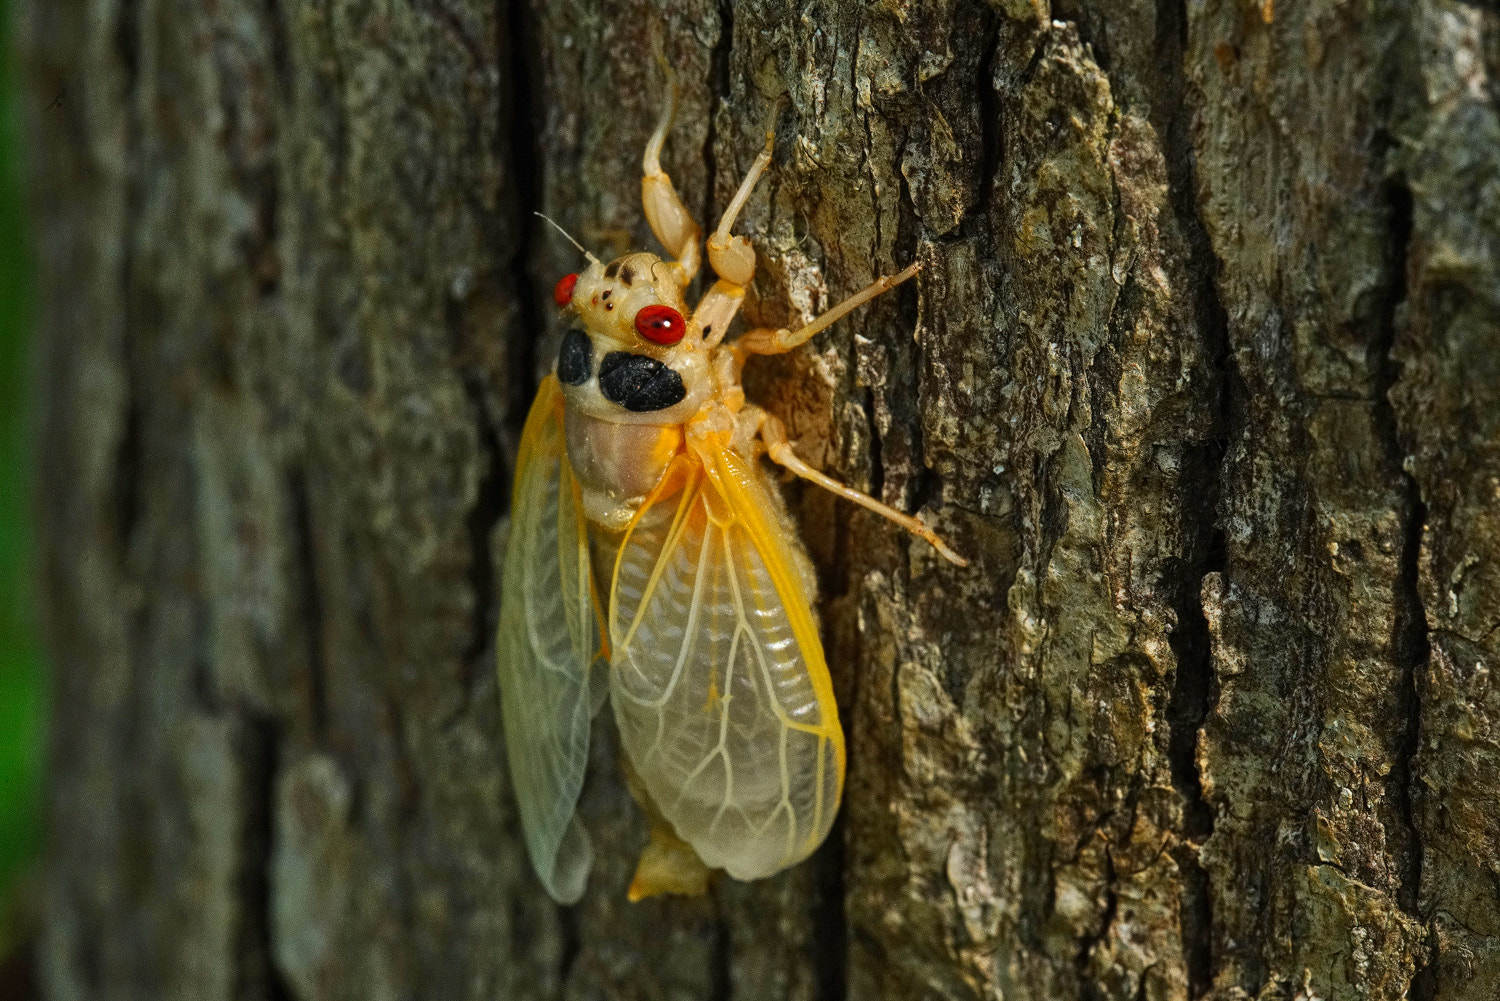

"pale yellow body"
[497, 89, 965, 905]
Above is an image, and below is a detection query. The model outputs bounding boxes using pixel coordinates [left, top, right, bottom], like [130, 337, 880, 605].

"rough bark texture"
[17, 0, 1500, 999]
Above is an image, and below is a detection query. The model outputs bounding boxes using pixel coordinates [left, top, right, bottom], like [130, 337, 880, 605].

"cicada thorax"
[553, 251, 716, 531]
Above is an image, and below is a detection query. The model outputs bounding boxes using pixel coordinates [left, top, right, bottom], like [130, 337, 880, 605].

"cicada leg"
[690, 133, 775, 349]
[752, 409, 967, 567]
[642, 85, 703, 284]
[619, 752, 713, 900]
[733, 261, 921, 358]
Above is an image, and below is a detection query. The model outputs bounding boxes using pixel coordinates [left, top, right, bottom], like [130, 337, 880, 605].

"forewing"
[608, 442, 844, 882]
[497, 375, 601, 904]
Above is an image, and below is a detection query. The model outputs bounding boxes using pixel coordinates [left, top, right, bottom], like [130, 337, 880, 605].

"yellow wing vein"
[640, 506, 713, 714]
[564, 460, 607, 663]
[669, 520, 739, 820]
[705, 439, 844, 859]
[706, 525, 747, 836]
[637, 512, 716, 770]
[614, 462, 700, 654]
[702, 445, 840, 741]
[724, 524, 800, 862]
[812, 735, 829, 852]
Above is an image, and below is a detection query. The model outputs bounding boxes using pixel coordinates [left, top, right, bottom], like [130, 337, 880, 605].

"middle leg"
[734, 261, 920, 357]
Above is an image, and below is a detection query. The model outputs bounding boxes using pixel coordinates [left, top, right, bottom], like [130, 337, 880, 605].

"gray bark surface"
[17, 0, 1500, 999]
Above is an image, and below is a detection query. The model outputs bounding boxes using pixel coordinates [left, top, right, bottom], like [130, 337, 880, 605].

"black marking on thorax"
[598, 351, 687, 413]
[557, 327, 592, 385]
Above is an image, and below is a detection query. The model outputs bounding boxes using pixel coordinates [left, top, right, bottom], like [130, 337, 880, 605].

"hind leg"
[753, 409, 967, 566]
[620, 754, 713, 901]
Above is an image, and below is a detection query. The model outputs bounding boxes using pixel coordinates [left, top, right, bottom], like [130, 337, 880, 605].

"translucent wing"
[608, 436, 845, 882]
[497, 375, 601, 904]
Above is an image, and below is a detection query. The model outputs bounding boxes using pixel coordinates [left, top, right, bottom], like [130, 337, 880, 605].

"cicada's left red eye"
[634, 304, 686, 345]
[553, 273, 578, 307]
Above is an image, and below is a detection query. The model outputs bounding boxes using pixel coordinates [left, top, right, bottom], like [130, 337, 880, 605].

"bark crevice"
[709, 907, 731, 1001]
[261, 0, 290, 103]
[700, 0, 734, 236]
[1075, 854, 1119, 1001]
[458, 342, 507, 676]
[555, 898, 581, 988]
[112, 0, 143, 560]
[502, 0, 542, 404]
[969, 18, 1001, 225]
[811, 825, 847, 1001]
[1155, 0, 1231, 995]
[239, 719, 293, 1001]
[1372, 179, 1428, 923]
[288, 469, 328, 736]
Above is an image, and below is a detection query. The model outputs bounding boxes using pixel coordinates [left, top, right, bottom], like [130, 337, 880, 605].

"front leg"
[690, 135, 774, 348]
[705, 135, 772, 287]
[642, 86, 702, 284]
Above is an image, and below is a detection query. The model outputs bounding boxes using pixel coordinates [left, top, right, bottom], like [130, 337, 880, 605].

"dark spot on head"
[702, 325, 712, 339]
[604, 261, 620, 279]
[601, 289, 611, 301]
[619, 265, 635, 285]
[598, 351, 687, 412]
[557, 328, 592, 386]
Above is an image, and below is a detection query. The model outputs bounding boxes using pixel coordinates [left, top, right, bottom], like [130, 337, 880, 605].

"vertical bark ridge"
[1389, 5, 1500, 996]
[1185, 2, 1444, 996]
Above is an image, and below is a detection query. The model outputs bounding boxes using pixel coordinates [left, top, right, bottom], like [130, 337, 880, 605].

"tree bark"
[17, 0, 1500, 999]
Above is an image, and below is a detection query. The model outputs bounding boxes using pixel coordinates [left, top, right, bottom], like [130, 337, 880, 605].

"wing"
[607, 436, 844, 882]
[497, 374, 602, 904]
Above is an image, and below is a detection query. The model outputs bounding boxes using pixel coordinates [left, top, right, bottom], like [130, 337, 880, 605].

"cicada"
[497, 92, 965, 905]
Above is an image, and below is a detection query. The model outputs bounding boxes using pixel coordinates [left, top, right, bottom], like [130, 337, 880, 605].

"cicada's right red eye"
[634, 304, 686, 345]
[553, 273, 579, 307]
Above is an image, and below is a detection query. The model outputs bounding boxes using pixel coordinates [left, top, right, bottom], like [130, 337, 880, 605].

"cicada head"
[564, 252, 694, 351]
[552, 252, 711, 421]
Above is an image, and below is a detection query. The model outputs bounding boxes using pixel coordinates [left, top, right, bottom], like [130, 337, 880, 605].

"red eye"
[634, 304, 686, 345]
[553, 273, 578, 307]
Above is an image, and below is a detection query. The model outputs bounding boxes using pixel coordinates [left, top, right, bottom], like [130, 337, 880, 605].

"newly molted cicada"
[498, 92, 965, 905]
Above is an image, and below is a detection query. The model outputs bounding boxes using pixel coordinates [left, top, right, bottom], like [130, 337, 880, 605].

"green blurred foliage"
[0, 0, 46, 952]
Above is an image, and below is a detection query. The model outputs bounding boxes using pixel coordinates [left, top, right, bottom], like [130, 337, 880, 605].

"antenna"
[533, 212, 600, 266]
